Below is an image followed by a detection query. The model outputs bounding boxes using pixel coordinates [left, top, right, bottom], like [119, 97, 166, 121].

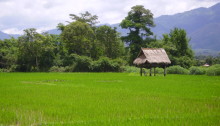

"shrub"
[112, 58, 126, 72]
[64, 65, 76, 72]
[0, 68, 10, 72]
[206, 64, 220, 76]
[155, 68, 164, 74]
[92, 57, 109, 72]
[74, 55, 93, 72]
[189, 66, 206, 75]
[91, 57, 125, 72]
[49, 66, 66, 72]
[167, 65, 189, 74]
[175, 56, 194, 69]
[64, 54, 93, 72]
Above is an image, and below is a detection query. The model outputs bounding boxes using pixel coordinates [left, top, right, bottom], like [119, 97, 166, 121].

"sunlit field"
[0, 73, 219, 125]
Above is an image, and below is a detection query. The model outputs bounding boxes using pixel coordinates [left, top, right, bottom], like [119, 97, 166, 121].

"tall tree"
[120, 5, 155, 63]
[96, 25, 125, 59]
[17, 28, 55, 71]
[61, 21, 95, 57]
[0, 38, 18, 70]
[162, 28, 194, 68]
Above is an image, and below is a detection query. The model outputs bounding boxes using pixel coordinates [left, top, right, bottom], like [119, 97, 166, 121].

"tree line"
[1, 5, 217, 72]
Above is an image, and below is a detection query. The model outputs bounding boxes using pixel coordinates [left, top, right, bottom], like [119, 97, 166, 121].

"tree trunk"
[36, 56, 39, 71]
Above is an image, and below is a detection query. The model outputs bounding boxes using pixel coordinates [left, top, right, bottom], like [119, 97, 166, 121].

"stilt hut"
[133, 48, 171, 76]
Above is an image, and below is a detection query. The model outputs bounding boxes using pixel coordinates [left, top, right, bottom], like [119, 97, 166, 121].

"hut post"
[154, 67, 156, 76]
[164, 65, 166, 76]
[150, 67, 152, 76]
[140, 67, 142, 76]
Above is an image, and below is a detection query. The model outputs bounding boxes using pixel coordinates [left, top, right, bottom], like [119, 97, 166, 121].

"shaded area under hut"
[133, 48, 171, 76]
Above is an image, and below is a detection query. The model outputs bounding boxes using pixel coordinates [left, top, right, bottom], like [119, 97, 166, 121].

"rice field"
[0, 73, 220, 125]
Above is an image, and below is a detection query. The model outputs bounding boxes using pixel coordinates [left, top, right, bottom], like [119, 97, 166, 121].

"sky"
[0, 0, 220, 34]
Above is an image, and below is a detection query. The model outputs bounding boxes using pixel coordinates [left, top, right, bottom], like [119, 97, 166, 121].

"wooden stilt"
[150, 68, 152, 76]
[154, 67, 156, 76]
[164, 66, 166, 76]
[140, 67, 142, 76]
[145, 68, 147, 76]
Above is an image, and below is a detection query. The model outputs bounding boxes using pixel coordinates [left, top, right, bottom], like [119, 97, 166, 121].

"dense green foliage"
[0, 73, 219, 125]
[0, 11, 126, 72]
[2, 7, 220, 72]
[61, 21, 95, 57]
[60, 11, 125, 60]
[46, 54, 126, 72]
[206, 64, 220, 76]
[0, 38, 17, 71]
[17, 29, 56, 71]
[189, 66, 207, 75]
[164, 28, 194, 68]
[95, 25, 125, 59]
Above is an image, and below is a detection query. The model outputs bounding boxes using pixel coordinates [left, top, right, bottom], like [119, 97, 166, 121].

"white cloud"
[0, 0, 220, 34]
[2, 28, 23, 34]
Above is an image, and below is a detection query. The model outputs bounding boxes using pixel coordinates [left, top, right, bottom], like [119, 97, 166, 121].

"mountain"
[0, 31, 20, 40]
[152, 2, 220, 51]
[0, 31, 9, 40]
[110, 3, 220, 51]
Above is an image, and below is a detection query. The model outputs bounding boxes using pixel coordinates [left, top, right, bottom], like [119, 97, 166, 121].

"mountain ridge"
[0, 31, 20, 40]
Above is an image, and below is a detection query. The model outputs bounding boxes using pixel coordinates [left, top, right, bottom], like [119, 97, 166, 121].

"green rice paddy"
[0, 73, 220, 125]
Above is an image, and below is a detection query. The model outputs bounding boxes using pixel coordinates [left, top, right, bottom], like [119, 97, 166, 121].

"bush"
[0, 65, 18, 72]
[53, 54, 126, 72]
[65, 54, 93, 72]
[0, 68, 10, 72]
[189, 66, 206, 75]
[92, 57, 124, 72]
[74, 55, 93, 72]
[167, 65, 189, 74]
[175, 56, 194, 69]
[155, 68, 164, 74]
[49, 66, 66, 72]
[206, 64, 220, 76]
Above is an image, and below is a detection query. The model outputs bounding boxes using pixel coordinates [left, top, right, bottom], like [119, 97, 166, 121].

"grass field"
[0, 73, 220, 126]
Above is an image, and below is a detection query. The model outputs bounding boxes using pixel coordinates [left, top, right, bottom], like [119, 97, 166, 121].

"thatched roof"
[133, 48, 171, 66]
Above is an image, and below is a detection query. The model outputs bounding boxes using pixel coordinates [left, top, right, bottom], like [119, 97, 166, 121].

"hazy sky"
[0, 0, 220, 34]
